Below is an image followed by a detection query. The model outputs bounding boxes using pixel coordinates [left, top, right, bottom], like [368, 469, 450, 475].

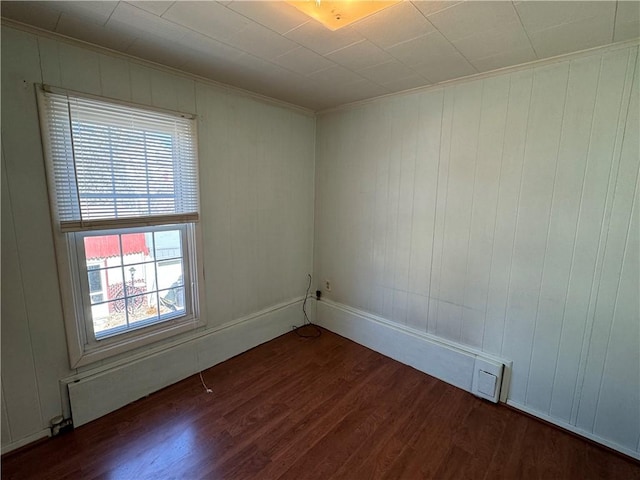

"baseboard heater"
[62, 298, 307, 427]
[314, 299, 511, 403]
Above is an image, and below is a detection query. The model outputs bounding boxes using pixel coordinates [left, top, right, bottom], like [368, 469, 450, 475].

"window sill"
[71, 316, 206, 368]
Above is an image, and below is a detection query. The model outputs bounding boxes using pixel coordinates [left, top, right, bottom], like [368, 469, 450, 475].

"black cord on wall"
[294, 274, 321, 338]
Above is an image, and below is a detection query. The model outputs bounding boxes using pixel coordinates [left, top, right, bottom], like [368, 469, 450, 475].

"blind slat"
[38, 89, 200, 232]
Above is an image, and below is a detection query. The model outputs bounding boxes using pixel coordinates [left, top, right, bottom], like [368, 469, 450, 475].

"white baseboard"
[1, 429, 51, 455]
[315, 299, 511, 398]
[507, 400, 640, 461]
[65, 298, 306, 427]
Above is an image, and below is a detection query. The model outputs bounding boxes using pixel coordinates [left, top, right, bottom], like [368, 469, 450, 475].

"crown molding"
[317, 37, 640, 115]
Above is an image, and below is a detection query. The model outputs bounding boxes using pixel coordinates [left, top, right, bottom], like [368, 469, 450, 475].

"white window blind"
[37, 87, 199, 232]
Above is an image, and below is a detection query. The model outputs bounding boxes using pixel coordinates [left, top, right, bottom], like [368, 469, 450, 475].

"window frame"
[37, 86, 206, 368]
[74, 224, 196, 348]
[56, 222, 205, 368]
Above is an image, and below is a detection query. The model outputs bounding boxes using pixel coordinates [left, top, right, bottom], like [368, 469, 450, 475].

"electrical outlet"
[325, 280, 331, 291]
[50, 415, 73, 436]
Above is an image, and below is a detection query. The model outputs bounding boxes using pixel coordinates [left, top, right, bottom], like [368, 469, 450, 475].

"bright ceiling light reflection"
[287, 0, 400, 31]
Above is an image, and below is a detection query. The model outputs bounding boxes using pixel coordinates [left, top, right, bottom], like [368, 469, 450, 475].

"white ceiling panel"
[528, 15, 615, 58]
[246, 63, 310, 92]
[225, 59, 323, 106]
[1, 1, 635, 111]
[126, 36, 192, 69]
[380, 73, 431, 92]
[180, 60, 247, 87]
[514, 1, 615, 32]
[357, 60, 419, 85]
[412, 1, 463, 18]
[227, 22, 299, 60]
[108, 2, 189, 43]
[125, 1, 174, 17]
[307, 64, 364, 87]
[182, 31, 245, 62]
[353, 2, 435, 49]
[312, 78, 391, 107]
[1, 2, 60, 31]
[229, 51, 281, 74]
[328, 39, 395, 71]
[617, 1, 640, 24]
[470, 46, 537, 73]
[451, 21, 534, 61]
[226, 1, 309, 35]
[426, 1, 521, 41]
[615, 20, 640, 43]
[284, 19, 364, 56]
[53, 1, 118, 25]
[413, 52, 477, 83]
[614, 2, 640, 42]
[56, 13, 136, 52]
[388, 31, 462, 67]
[162, 1, 249, 43]
[272, 46, 335, 76]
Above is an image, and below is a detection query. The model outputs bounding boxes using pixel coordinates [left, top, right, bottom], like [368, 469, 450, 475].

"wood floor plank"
[2, 328, 639, 480]
[331, 374, 441, 479]
[381, 384, 473, 479]
[234, 355, 400, 479]
[433, 400, 509, 479]
[275, 362, 412, 480]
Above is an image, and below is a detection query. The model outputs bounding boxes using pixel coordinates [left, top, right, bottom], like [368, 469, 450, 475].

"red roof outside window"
[84, 233, 149, 260]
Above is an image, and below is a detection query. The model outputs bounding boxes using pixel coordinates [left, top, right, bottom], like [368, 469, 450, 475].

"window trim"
[56, 221, 205, 368]
[37, 86, 206, 368]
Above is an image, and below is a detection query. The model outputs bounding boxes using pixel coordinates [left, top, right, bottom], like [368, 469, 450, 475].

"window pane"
[92, 301, 127, 335]
[153, 230, 181, 260]
[85, 266, 125, 305]
[122, 232, 154, 265]
[87, 264, 104, 303]
[157, 259, 183, 290]
[101, 267, 125, 303]
[159, 287, 185, 315]
[87, 265, 102, 292]
[126, 294, 159, 326]
[84, 234, 122, 267]
[124, 262, 157, 297]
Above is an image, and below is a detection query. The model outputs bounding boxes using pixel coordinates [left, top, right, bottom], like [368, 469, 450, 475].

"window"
[37, 86, 204, 367]
[78, 225, 191, 340]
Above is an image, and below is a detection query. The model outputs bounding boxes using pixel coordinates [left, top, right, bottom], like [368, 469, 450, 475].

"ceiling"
[2, 1, 639, 111]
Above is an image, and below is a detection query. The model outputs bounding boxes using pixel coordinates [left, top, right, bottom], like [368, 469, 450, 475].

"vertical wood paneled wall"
[315, 45, 639, 454]
[1, 26, 315, 448]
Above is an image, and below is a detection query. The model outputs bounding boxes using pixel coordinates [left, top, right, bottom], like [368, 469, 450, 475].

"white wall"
[1, 26, 315, 450]
[315, 44, 639, 455]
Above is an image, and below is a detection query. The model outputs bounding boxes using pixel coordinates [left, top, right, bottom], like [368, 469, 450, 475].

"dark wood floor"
[3, 328, 639, 480]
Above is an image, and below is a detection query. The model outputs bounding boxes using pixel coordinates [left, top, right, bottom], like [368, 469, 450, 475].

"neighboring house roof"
[85, 233, 149, 260]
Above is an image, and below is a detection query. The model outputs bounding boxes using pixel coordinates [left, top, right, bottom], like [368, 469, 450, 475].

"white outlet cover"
[471, 357, 503, 403]
[477, 370, 497, 397]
